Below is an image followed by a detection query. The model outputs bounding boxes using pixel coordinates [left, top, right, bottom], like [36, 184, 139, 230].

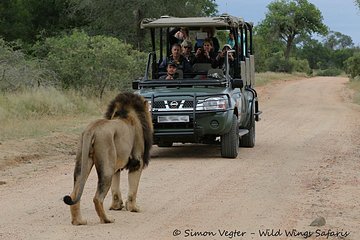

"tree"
[297, 38, 330, 69]
[356, 0, 360, 9]
[345, 52, 360, 78]
[324, 31, 354, 50]
[67, 0, 218, 50]
[257, 0, 328, 61]
[0, 0, 83, 43]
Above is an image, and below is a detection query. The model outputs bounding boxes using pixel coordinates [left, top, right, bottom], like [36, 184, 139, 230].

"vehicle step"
[239, 129, 249, 137]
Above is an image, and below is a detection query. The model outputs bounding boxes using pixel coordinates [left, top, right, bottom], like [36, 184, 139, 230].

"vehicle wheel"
[239, 105, 255, 148]
[221, 115, 239, 158]
[157, 141, 173, 147]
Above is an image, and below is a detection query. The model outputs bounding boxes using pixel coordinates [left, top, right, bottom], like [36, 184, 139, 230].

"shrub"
[0, 39, 56, 92]
[265, 52, 310, 74]
[266, 52, 294, 73]
[290, 58, 311, 74]
[315, 68, 342, 76]
[345, 53, 360, 79]
[33, 30, 147, 98]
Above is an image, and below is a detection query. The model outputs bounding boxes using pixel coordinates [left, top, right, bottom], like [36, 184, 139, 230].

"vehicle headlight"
[196, 96, 228, 110]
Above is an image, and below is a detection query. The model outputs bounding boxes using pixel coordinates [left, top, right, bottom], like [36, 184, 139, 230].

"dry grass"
[0, 88, 118, 141]
[348, 78, 360, 104]
[255, 72, 308, 86]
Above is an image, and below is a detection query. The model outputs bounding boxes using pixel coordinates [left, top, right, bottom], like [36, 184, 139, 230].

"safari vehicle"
[133, 14, 261, 158]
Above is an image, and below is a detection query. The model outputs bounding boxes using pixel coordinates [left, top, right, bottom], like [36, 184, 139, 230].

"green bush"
[266, 52, 294, 73]
[265, 52, 310, 74]
[33, 31, 147, 98]
[316, 68, 342, 76]
[290, 58, 311, 74]
[345, 53, 360, 78]
[0, 39, 56, 92]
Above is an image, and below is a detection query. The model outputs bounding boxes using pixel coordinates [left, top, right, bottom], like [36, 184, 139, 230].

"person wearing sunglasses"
[181, 40, 196, 65]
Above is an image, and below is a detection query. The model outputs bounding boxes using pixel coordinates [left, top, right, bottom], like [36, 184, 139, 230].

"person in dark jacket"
[194, 38, 218, 68]
[159, 43, 192, 73]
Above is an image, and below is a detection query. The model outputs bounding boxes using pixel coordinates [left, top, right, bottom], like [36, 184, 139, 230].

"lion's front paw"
[72, 218, 87, 225]
[100, 217, 115, 224]
[110, 201, 124, 211]
[125, 201, 140, 212]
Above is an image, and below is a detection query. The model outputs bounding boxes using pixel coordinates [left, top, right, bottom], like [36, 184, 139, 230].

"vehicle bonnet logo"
[169, 101, 179, 108]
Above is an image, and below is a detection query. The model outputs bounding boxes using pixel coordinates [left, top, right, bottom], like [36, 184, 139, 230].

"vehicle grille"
[152, 100, 194, 111]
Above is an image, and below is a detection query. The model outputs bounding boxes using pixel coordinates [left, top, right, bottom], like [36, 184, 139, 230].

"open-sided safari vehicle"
[133, 14, 261, 158]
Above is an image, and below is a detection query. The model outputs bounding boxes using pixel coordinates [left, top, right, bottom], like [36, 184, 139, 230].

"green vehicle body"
[133, 15, 261, 158]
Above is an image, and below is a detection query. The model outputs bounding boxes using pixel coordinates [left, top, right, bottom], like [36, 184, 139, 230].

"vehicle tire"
[221, 115, 239, 158]
[239, 104, 255, 148]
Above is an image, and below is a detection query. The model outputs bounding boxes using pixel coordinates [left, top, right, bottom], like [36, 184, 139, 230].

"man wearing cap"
[159, 61, 178, 80]
[181, 40, 196, 65]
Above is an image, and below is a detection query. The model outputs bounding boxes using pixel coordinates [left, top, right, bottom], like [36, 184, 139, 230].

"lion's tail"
[64, 130, 95, 205]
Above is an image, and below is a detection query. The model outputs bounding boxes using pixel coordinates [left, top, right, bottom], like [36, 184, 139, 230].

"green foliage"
[265, 51, 310, 74]
[67, 0, 218, 49]
[345, 53, 360, 78]
[291, 58, 311, 74]
[0, 39, 56, 92]
[315, 68, 342, 76]
[257, 0, 327, 60]
[33, 31, 147, 98]
[324, 31, 354, 50]
[0, 0, 78, 43]
[356, 0, 360, 9]
[266, 52, 294, 73]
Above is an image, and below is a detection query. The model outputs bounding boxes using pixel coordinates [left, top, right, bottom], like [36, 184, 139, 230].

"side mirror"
[231, 79, 243, 89]
[132, 80, 140, 90]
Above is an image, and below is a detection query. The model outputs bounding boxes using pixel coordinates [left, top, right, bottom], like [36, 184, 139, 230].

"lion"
[63, 92, 153, 225]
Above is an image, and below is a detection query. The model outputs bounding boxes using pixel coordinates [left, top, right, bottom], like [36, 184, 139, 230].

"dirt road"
[0, 77, 359, 240]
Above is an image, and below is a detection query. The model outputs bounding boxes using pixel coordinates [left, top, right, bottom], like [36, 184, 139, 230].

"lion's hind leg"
[93, 159, 115, 224]
[67, 147, 93, 225]
[109, 170, 124, 211]
[126, 158, 143, 212]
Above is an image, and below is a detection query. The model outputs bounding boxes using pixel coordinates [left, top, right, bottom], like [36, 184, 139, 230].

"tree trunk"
[284, 36, 293, 61]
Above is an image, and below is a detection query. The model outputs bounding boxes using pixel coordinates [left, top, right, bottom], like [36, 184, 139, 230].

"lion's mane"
[105, 92, 153, 167]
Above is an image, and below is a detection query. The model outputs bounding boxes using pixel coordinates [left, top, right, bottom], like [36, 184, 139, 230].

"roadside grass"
[0, 88, 118, 141]
[348, 77, 360, 104]
[255, 72, 308, 86]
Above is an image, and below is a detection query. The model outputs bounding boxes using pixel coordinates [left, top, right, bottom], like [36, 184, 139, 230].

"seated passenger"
[159, 61, 178, 80]
[214, 44, 235, 76]
[226, 30, 236, 49]
[159, 43, 192, 73]
[194, 38, 218, 68]
[194, 27, 220, 53]
[181, 40, 196, 65]
[215, 44, 235, 68]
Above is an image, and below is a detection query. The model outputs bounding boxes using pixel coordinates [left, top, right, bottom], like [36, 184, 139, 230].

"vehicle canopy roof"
[141, 14, 248, 29]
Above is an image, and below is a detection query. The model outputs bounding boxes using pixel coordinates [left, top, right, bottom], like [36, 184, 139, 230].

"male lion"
[63, 92, 153, 225]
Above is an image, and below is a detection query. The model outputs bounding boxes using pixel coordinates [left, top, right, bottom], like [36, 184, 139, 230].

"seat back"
[192, 63, 212, 72]
[175, 69, 183, 79]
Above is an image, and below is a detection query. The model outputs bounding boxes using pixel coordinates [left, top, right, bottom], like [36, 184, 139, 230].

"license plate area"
[157, 115, 190, 123]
